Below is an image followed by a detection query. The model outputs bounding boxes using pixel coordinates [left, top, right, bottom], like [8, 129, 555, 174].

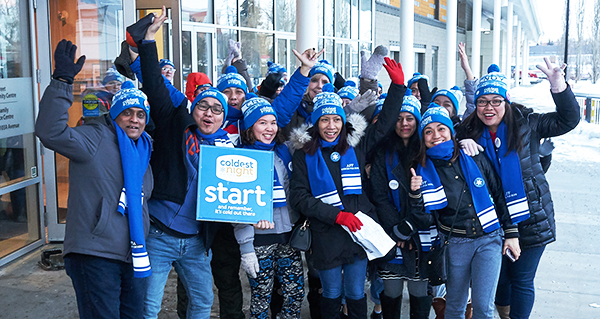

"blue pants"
[319, 255, 368, 301]
[445, 231, 502, 319]
[495, 245, 546, 319]
[143, 224, 213, 319]
[65, 253, 146, 319]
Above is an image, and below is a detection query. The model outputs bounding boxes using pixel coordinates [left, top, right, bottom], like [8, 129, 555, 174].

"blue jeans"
[445, 231, 502, 319]
[495, 245, 546, 319]
[143, 224, 213, 319]
[319, 255, 368, 300]
[65, 253, 146, 319]
[368, 265, 384, 304]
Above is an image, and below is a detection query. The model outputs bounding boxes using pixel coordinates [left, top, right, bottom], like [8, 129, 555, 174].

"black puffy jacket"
[458, 86, 580, 249]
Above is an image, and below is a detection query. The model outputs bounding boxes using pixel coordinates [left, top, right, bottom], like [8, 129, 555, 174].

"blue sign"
[197, 145, 274, 224]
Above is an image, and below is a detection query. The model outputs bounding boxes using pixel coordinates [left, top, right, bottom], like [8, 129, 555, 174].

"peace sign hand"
[536, 57, 567, 93]
[410, 168, 422, 192]
[295, 48, 325, 77]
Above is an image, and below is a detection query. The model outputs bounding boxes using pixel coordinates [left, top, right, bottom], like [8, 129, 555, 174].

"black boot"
[346, 295, 368, 319]
[380, 293, 402, 319]
[308, 274, 323, 319]
[409, 295, 433, 319]
[321, 296, 342, 319]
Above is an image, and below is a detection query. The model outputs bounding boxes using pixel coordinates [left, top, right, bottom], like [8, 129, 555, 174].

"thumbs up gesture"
[410, 168, 422, 192]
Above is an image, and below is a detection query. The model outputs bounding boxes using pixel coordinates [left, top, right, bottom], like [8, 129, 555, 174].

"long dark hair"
[457, 101, 523, 153]
[302, 122, 354, 156]
[416, 134, 461, 167]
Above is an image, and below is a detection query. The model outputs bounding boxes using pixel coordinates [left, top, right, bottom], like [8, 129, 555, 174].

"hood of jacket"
[289, 112, 368, 151]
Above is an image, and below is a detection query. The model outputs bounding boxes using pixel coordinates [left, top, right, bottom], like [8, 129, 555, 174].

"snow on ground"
[509, 80, 600, 163]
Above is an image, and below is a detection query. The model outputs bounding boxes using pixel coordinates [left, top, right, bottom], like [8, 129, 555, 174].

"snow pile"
[509, 81, 600, 163]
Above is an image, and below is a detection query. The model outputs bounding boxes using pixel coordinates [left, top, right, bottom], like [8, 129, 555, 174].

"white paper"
[342, 211, 396, 260]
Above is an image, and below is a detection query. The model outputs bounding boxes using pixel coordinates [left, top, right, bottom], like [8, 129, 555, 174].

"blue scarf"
[385, 151, 437, 252]
[113, 121, 152, 278]
[478, 122, 530, 224]
[185, 128, 232, 156]
[244, 141, 292, 208]
[306, 137, 361, 209]
[417, 141, 500, 233]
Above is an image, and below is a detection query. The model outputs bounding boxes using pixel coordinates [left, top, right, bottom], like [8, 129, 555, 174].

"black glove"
[52, 39, 86, 84]
[258, 73, 284, 99]
[417, 78, 437, 106]
[114, 41, 136, 80]
[333, 72, 346, 90]
[126, 13, 154, 47]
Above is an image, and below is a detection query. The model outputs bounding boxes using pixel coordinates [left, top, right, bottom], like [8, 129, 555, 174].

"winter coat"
[457, 86, 580, 249]
[412, 154, 519, 239]
[289, 83, 407, 270]
[35, 79, 154, 263]
[369, 137, 427, 278]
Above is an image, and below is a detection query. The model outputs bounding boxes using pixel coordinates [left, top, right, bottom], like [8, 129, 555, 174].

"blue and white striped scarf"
[306, 137, 361, 209]
[244, 141, 292, 208]
[417, 140, 500, 233]
[478, 122, 530, 224]
[114, 121, 152, 278]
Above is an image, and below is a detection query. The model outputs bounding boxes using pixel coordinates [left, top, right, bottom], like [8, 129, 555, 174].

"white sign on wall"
[0, 78, 35, 139]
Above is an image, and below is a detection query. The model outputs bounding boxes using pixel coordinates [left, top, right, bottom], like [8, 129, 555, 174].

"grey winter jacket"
[35, 79, 154, 263]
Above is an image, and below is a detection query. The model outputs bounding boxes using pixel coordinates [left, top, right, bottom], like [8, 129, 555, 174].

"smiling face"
[222, 87, 246, 110]
[307, 74, 330, 100]
[475, 94, 506, 133]
[410, 82, 421, 100]
[317, 114, 343, 143]
[115, 107, 147, 140]
[161, 66, 176, 82]
[251, 114, 278, 144]
[422, 122, 452, 149]
[192, 97, 225, 135]
[433, 95, 455, 117]
[395, 112, 417, 145]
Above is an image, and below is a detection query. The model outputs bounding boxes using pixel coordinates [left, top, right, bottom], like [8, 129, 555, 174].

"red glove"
[335, 211, 363, 232]
[383, 57, 405, 85]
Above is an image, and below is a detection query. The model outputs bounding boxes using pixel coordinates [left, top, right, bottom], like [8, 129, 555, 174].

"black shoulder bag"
[288, 219, 311, 252]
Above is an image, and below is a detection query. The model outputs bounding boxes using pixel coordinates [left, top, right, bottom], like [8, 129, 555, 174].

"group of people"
[35, 7, 580, 319]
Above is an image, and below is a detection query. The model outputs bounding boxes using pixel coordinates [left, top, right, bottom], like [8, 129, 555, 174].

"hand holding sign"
[410, 168, 422, 192]
[254, 220, 274, 230]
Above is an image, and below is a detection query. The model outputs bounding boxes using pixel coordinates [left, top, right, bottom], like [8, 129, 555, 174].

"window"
[182, 0, 213, 23]
[360, 0, 372, 40]
[240, 0, 273, 30]
[275, 0, 296, 32]
[240, 31, 274, 86]
[335, 0, 351, 38]
[216, 28, 238, 77]
[215, 0, 237, 26]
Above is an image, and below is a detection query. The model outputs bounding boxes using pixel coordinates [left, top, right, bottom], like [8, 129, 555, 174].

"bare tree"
[593, 0, 600, 83]
[575, 0, 586, 81]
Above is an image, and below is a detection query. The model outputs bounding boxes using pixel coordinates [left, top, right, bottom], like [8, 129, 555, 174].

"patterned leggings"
[248, 243, 305, 319]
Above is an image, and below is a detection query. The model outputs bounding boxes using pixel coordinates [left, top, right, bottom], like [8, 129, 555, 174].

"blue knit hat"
[475, 64, 510, 103]
[431, 86, 464, 114]
[407, 72, 429, 88]
[401, 91, 422, 123]
[379, 93, 388, 99]
[419, 104, 454, 137]
[266, 61, 287, 76]
[311, 83, 345, 124]
[191, 88, 229, 119]
[241, 96, 277, 129]
[217, 66, 248, 93]
[159, 59, 175, 69]
[309, 60, 335, 84]
[337, 82, 359, 100]
[110, 81, 150, 124]
[372, 98, 385, 120]
[102, 67, 125, 85]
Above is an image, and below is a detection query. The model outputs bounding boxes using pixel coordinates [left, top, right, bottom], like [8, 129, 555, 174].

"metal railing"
[574, 94, 600, 124]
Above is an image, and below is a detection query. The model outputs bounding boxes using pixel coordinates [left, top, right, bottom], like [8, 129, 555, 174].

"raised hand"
[294, 48, 325, 76]
[459, 138, 484, 156]
[144, 6, 168, 41]
[458, 42, 475, 80]
[345, 89, 378, 114]
[383, 57, 404, 85]
[361, 45, 389, 80]
[536, 57, 567, 93]
[52, 39, 86, 84]
[410, 168, 422, 192]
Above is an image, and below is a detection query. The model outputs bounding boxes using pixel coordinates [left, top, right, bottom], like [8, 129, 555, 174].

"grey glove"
[360, 45, 389, 80]
[225, 39, 242, 67]
[345, 89, 378, 114]
[539, 138, 555, 157]
[240, 252, 259, 278]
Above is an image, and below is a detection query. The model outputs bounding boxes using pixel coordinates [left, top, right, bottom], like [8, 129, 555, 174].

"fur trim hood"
[289, 112, 368, 151]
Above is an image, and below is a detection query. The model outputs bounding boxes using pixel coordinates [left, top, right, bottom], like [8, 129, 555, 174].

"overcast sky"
[536, 0, 596, 43]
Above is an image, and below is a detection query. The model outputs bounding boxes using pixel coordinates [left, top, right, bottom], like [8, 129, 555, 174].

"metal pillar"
[471, 0, 482, 77]
[445, 0, 458, 87]
[296, 0, 319, 56]
[400, 0, 415, 79]
[492, 0, 502, 65]
[505, 1, 514, 86]
[515, 19, 521, 87]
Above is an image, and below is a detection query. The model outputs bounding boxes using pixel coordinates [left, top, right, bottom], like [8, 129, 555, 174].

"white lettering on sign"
[204, 182, 267, 206]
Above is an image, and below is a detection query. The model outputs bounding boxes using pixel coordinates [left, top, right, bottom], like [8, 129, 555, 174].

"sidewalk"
[0, 159, 599, 318]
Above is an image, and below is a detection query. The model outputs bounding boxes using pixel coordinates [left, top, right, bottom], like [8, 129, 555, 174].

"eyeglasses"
[161, 67, 176, 73]
[196, 101, 224, 115]
[476, 99, 505, 107]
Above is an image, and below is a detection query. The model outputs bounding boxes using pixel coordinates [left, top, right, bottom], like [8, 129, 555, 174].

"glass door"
[182, 23, 215, 95]
[0, 0, 44, 265]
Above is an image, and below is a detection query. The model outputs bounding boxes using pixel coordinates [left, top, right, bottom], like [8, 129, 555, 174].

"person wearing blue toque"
[36, 40, 154, 319]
